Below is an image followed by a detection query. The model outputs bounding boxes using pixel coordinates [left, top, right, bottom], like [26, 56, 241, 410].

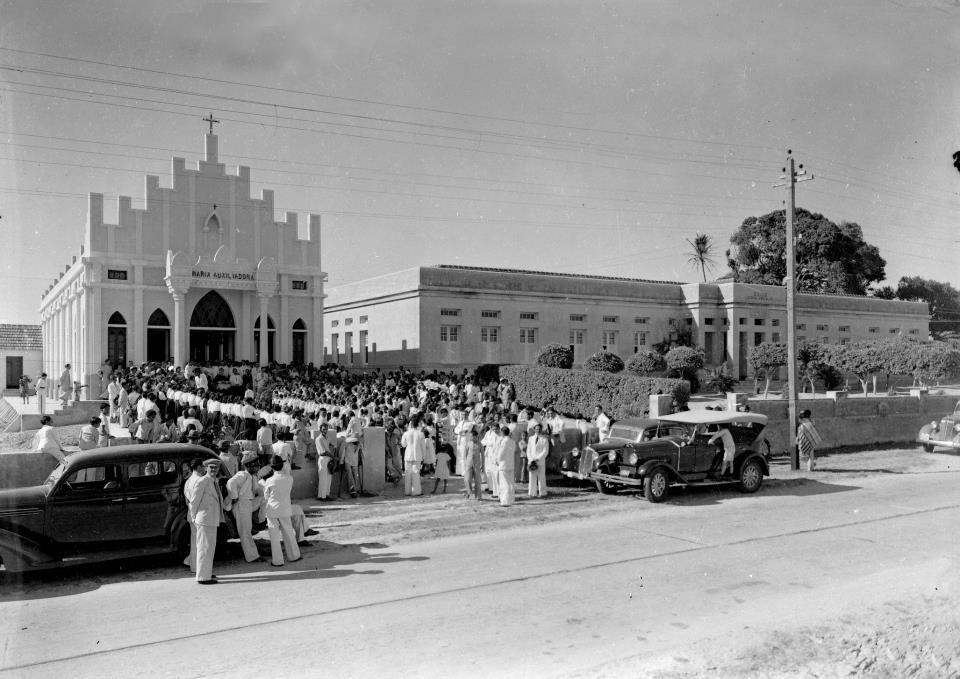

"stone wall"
[744, 394, 956, 454]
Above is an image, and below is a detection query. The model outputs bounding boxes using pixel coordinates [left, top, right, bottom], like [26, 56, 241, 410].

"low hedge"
[500, 364, 690, 420]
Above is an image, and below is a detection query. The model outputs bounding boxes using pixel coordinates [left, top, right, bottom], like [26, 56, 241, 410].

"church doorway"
[253, 315, 275, 364]
[189, 291, 236, 362]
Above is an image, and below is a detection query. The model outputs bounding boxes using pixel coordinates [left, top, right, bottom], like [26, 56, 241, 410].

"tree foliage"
[747, 342, 787, 397]
[665, 346, 705, 393]
[726, 208, 885, 295]
[536, 343, 573, 369]
[583, 351, 625, 373]
[685, 233, 716, 282]
[821, 341, 889, 396]
[894, 276, 960, 337]
[625, 349, 666, 376]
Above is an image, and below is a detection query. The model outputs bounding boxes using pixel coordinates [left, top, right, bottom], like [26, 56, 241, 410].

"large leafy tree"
[747, 342, 787, 398]
[894, 276, 960, 336]
[726, 208, 886, 295]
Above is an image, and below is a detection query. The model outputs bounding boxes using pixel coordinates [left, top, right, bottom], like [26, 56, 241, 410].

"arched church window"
[202, 213, 223, 252]
[292, 318, 306, 330]
[147, 309, 170, 327]
[190, 291, 235, 328]
[108, 311, 126, 325]
[253, 316, 276, 330]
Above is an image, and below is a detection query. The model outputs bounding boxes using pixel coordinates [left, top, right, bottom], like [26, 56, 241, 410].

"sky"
[1, 0, 959, 324]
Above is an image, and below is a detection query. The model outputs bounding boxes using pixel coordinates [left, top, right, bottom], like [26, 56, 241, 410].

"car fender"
[638, 459, 678, 480]
[0, 527, 58, 572]
[736, 453, 769, 477]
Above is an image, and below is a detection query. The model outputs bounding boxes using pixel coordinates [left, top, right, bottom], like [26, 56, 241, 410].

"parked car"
[0, 443, 233, 573]
[561, 411, 770, 502]
[918, 401, 960, 452]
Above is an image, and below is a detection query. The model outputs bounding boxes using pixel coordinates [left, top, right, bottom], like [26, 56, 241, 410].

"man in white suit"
[189, 459, 224, 584]
[400, 418, 425, 496]
[526, 423, 550, 498]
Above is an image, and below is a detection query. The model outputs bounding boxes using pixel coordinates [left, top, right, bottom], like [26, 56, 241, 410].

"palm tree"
[685, 233, 716, 282]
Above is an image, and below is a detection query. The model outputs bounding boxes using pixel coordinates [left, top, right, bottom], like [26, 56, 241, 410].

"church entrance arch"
[189, 291, 236, 362]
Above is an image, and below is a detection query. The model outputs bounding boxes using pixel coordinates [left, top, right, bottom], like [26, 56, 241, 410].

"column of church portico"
[132, 280, 144, 364]
[279, 294, 289, 363]
[311, 293, 323, 364]
[171, 291, 187, 367]
[258, 294, 270, 366]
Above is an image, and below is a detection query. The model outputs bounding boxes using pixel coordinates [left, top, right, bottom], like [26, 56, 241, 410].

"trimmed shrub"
[500, 364, 689, 420]
[625, 349, 666, 376]
[665, 346, 705, 393]
[702, 366, 737, 395]
[583, 351, 625, 373]
[536, 343, 573, 369]
[747, 342, 787, 397]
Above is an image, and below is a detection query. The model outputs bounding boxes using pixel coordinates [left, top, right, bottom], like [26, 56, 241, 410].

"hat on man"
[240, 451, 259, 465]
[203, 458, 221, 469]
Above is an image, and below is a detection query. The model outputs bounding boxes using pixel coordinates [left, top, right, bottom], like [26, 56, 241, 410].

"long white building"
[323, 265, 929, 378]
[39, 129, 326, 389]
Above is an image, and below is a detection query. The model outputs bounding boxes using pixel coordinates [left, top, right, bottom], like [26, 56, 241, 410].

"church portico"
[39, 125, 326, 392]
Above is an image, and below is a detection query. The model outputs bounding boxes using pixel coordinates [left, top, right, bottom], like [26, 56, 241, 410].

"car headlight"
[571, 448, 580, 458]
[955, 424, 960, 434]
[608, 451, 617, 462]
[920, 432, 929, 441]
[930, 421, 939, 432]
[628, 452, 639, 466]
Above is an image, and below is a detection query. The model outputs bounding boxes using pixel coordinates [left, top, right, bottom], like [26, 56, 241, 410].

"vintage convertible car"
[561, 411, 770, 502]
[0, 443, 233, 572]
[918, 401, 960, 452]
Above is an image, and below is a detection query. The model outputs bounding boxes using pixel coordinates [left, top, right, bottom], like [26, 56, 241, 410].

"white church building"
[38, 125, 326, 390]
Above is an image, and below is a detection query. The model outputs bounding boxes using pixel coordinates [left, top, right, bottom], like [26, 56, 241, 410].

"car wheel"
[595, 479, 616, 495]
[739, 458, 763, 493]
[644, 468, 669, 503]
[923, 443, 935, 453]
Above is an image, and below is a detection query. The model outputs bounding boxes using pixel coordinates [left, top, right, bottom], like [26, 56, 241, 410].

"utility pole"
[775, 151, 813, 470]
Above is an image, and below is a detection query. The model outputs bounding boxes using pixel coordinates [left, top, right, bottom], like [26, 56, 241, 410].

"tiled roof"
[0, 324, 42, 351]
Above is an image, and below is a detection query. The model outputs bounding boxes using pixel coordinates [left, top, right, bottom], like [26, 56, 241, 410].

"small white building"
[39, 128, 326, 390]
[323, 265, 929, 378]
[1, 324, 43, 392]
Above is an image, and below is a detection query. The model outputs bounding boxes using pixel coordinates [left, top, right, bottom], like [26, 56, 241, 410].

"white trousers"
[267, 515, 300, 565]
[317, 458, 333, 498]
[404, 463, 422, 496]
[234, 499, 260, 562]
[455, 441, 467, 475]
[195, 523, 217, 581]
[528, 462, 547, 497]
[486, 468, 499, 497]
[184, 521, 197, 570]
[497, 470, 514, 506]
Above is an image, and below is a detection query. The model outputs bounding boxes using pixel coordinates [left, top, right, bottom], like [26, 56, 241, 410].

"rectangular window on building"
[816, 324, 828, 331]
[520, 328, 537, 344]
[771, 319, 781, 327]
[359, 330, 368, 363]
[480, 327, 499, 343]
[685, 318, 693, 326]
[634, 317, 649, 324]
[754, 318, 765, 326]
[602, 315, 619, 324]
[704, 318, 714, 326]
[633, 331, 647, 352]
[569, 329, 585, 345]
[345, 318, 353, 326]
[107, 269, 128, 281]
[359, 315, 368, 324]
[869, 327, 879, 334]
[668, 318, 676, 327]
[481, 310, 501, 319]
[839, 325, 850, 333]
[909, 329, 919, 335]
[738, 318, 746, 325]
[345, 332, 353, 362]
[889, 328, 900, 334]
[840, 338, 850, 345]
[601, 330, 618, 350]
[291, 280, 308, 290]
[569, 314, 586, 322]
[520, 312, 538, 321]
[331, 320, 339, 328]
[441, 325, 460, 342]
[796, 323, 806, 331]
[771, 332, 781, 343]
[331, 333, 339, 358]
[440, 308, 461, 317]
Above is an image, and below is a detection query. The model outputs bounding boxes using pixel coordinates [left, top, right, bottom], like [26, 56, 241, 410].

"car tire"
[644, 468, 669, 503]
[923, 443, 935, 453]
[739, 458, 763, 494]
[175, 526, 191, 560]
[595, 479, 616, 495]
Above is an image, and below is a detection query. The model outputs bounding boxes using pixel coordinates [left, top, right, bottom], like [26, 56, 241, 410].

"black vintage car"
[561, 411, 770, 502]
[0, 444, 231, 572]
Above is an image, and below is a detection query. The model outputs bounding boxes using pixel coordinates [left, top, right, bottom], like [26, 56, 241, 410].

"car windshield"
[608, 426, 643, 442]
[42, 463, 66, 490]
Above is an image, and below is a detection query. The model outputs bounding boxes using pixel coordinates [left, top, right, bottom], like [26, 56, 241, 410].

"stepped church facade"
[38, 128, 326, 391]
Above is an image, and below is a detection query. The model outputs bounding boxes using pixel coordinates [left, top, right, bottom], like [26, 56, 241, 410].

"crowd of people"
[42, 360, 608, 507]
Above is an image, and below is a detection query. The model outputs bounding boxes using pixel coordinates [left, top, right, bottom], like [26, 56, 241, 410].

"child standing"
[433, 442, 451, 494]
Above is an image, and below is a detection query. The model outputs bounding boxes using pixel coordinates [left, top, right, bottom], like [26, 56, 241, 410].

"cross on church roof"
[202, 112, 220, 135]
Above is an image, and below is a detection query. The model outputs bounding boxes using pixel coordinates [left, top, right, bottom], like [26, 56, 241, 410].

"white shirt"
[596, 412, 611, 441]
[400, 428, 425, 463]
[261, 471, 294, 518]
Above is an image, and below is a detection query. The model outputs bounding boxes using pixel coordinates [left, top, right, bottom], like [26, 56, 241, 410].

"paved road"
[2, 468, 958, 679]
